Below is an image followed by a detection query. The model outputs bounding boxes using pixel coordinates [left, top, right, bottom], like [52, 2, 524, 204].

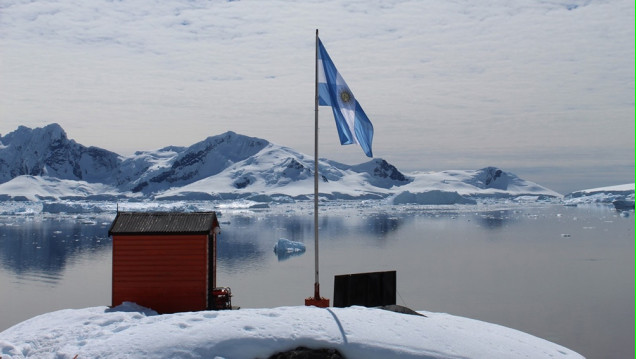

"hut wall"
[112, 234, 209, 313]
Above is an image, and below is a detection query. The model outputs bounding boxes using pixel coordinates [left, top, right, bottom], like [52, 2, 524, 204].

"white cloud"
[0, 0, 633, 192]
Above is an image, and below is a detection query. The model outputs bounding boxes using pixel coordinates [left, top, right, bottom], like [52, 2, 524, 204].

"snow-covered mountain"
[0, 124, 120, 185]
[120, 132, 270, 194]
[0, 124, 561, 203]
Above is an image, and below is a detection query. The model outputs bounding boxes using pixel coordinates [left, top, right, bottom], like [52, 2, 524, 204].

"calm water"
[0, 202, 633, 358]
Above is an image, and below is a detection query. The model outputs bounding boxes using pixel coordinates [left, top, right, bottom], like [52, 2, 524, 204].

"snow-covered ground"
[0, 303, 583, 359]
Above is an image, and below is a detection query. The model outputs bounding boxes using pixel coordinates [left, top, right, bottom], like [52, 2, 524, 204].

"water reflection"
[219, 211, 407, 247]
[273, 249, 305, 261]
[217, 208, 529, 268]
[0, 216, 112, 283]
[362, 213, 404, 238]
[0, 206, 577, 281]
[473, 210, 518, 229]
[217, 237, 264, 271]
[217, 214, 312, 270]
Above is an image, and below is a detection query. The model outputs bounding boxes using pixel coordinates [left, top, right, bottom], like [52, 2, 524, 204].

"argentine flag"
[317, 38, 374, 157]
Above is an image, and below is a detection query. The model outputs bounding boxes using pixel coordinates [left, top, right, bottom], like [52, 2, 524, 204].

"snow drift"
[0, 304, 583, 359]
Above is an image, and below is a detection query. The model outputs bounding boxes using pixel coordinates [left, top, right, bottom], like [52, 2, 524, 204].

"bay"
[0, 202, 633, 359]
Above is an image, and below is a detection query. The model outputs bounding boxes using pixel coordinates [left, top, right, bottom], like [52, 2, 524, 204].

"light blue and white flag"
[317, 38, 374, 157]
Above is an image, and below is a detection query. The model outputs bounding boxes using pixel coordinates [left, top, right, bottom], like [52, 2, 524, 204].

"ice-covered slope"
[0, 124, 560, 203]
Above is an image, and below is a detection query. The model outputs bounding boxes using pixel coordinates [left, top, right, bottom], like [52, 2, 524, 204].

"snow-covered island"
[0, 124, 564, 204]
[0, 303, 583, 359]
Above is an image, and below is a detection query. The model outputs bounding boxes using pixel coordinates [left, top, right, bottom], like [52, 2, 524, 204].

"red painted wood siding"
[112, 234, 208, 313]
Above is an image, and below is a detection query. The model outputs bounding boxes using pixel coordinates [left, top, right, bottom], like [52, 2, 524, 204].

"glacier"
[563, 183, 635, 209]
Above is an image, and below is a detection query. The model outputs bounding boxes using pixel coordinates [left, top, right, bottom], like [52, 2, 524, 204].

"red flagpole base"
[305, 282, 329, 307]
[305, 297, 330, 308]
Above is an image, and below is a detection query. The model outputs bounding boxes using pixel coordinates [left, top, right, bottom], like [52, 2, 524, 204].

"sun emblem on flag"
[340, 89, 352, 103]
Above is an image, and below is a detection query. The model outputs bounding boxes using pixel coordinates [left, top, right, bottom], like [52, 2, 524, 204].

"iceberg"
[273, 238, 306, 261]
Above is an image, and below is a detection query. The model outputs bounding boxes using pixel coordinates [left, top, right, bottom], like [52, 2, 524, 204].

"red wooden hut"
[108, 211, 220, 313]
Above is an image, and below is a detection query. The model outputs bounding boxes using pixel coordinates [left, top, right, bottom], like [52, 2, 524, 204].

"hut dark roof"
[108, 212, 219, 236]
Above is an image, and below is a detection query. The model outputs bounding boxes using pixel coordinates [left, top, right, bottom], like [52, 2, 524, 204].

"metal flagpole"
[313, 28, 320, 300]
[306, 29, 328, 307]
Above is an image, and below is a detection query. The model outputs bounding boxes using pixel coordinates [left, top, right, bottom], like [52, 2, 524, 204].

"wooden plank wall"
[112, 234, 208, 313]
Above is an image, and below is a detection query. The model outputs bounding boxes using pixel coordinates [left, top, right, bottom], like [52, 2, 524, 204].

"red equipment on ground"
[211, 287, 232, 310]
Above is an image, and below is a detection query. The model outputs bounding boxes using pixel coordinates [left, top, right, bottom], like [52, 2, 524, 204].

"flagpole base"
[305, 282, 329, 307]
[305, 297, 330, 308]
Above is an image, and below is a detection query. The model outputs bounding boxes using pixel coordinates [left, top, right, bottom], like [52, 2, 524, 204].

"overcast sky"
[1, 0, 633, 194]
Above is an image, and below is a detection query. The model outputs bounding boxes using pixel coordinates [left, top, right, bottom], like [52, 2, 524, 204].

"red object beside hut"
[108, 212, 220, 313]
